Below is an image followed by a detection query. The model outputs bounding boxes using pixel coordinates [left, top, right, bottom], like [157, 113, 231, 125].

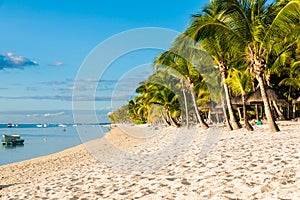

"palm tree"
[279, 61, 300, 118]
[187, 0, 300, 132]
[149, 86, 181, 127]
[154, 50, 209, 129]
[185, 2, 242, 130]
[134, 74, 182, 128]
[225, 68, 254, 131]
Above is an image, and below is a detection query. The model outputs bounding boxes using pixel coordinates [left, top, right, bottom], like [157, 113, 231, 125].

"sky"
[0, 0, 210, 124]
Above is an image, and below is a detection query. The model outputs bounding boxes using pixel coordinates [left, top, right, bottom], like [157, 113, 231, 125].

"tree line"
[109, 0, 300, 133]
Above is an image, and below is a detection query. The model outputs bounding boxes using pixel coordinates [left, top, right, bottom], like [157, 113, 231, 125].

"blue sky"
[0, 0, 210, 124]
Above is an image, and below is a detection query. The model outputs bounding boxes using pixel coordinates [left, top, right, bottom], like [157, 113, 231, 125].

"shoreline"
[1, 123, 299, 199]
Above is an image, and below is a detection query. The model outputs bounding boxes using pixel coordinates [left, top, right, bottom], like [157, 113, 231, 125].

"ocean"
[0, 123, 110, 166]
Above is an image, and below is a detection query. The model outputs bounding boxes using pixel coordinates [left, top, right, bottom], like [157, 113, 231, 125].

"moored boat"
[2, 134, 25, 145]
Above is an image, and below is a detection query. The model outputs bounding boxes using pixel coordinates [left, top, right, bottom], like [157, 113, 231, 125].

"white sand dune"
[0, 122, 299, 199]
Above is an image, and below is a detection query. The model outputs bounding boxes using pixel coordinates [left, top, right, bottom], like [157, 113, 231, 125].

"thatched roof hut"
[231, 95, 243, 106]
[245, 88, 289, 106]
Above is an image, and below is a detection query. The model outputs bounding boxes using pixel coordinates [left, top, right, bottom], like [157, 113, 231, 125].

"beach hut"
[245, 88, 289, 120]
[231, 95, 245, 120]
[200, 100, 217, 122]
[291, 96, 300, 119]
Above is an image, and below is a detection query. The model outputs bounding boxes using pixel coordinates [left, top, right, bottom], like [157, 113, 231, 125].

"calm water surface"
[0, 124, 109, 166]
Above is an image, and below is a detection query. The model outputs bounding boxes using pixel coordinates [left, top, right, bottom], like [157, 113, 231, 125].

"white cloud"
[44, 112, 65, 117]
[0, 52, 38, 70]
[52, 61, 64, 66]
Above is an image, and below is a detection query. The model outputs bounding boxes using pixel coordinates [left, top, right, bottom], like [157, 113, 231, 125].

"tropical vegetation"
[109, 0, 300, 133]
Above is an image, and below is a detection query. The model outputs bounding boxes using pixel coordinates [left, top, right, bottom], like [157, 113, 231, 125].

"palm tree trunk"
[257, 75, 280, 132]
[181, 78, 189, 128]
[190, 87, 209, 129]
[160, 110, 171, 126]
[237, 108, 242, 120]
[166, 108, 180, 128]
[221, 98, 233, 130]
[272, 101, 285, 120]
[242, 95, 253, 131]
[287, 85, 291, 119]
[292, 103, 296, 119]
[223, 83, 241, 129]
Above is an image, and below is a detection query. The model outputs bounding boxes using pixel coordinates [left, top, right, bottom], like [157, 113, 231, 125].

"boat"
[2, 134, 25, 146]
[37, 123, 48, 128]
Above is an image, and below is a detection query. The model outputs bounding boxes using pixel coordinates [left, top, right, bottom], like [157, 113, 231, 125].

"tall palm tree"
[225, 68, 254, 131]
[185, 2, 242, 130]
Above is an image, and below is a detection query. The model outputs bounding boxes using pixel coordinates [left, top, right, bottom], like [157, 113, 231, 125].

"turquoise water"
[0, 125, 109, 166]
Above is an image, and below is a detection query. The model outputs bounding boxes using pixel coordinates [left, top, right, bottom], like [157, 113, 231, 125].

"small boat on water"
[36, 123, 47, 128]
[1, 134, 25, 146]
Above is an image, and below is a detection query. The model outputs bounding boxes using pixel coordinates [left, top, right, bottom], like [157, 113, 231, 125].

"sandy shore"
[0, 122, 299, 199]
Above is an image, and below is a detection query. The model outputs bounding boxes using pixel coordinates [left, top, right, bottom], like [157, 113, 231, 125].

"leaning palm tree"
[225, 68, 254, 131]
[147, 84, 181, 127]
[187, 0, 300, 132]
[154, 50, 209, 129]
[134, 74, 183, 127]
[185, 2, 242, 130]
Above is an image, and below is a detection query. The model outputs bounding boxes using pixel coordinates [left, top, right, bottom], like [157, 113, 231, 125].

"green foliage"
[133, 120, 146, 125]
[108, 104, 132, 123]
[225, 68, 253, 96]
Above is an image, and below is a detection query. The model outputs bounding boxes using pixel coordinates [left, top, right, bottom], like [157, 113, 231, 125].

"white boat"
[58, 124, 67, 127]
[37, 124, 48, 128]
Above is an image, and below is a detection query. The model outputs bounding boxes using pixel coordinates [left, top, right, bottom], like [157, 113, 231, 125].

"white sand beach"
[1, 122, 299, 199]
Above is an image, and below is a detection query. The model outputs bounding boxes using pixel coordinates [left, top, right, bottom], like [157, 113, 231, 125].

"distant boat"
[7, 123, 13, 128]
[37, 124, 47, 128]
[2, 134, 25, 146]
[58, 124, 67, 127]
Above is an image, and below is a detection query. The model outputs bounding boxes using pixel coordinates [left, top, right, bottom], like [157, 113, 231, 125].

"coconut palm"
[279, 60, 300, 118]
[154, 50, 209, 129]
[185, 2, 242, 130]
[148, 85, 181, 127]
[225, 68, 254, 131]
[134, 75, 182, 127]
